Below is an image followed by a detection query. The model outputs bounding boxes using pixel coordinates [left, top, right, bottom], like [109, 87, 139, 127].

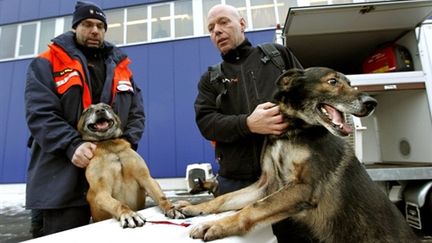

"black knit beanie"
[72, 1, 107, 30]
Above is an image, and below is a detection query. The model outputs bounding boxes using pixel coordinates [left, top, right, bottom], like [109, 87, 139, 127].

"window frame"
[16, 21, 40, 58]
[0, 24, 18, 60]
[125, 5, 149, 45]
[149, 2, 174, 41]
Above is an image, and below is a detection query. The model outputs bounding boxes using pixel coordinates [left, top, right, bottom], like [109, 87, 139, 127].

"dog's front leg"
[127, 154, 185, 219]
[189, 183, 315, 241]
[87, 189, 146, 228]
[178, 182, 265, 217]
[141, 176, 186, 219]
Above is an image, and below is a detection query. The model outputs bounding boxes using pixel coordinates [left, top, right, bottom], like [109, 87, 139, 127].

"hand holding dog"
[247, 102, 288, 135]
[71, 142, 97, 168]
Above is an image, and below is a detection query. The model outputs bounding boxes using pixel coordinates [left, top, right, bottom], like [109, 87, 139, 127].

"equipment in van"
[362, 43, 414, 73]
[185, 163, 215, 192]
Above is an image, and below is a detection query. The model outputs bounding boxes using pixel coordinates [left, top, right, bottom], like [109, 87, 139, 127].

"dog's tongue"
[339, 122, 353, 135]
[95, 121, 109, 130]
[323, 105, 353, 135]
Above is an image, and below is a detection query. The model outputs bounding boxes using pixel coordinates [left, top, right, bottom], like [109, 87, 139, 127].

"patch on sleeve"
[116, 80, 134, 92]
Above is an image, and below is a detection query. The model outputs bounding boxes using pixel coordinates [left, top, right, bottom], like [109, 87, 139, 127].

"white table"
[23, 206, 277, 243]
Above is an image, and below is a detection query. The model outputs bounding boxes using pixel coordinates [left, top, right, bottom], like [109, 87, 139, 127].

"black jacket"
[194, 39, 302, 180]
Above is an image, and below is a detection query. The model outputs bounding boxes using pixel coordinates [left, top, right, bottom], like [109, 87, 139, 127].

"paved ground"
[0, 210, 32, 242]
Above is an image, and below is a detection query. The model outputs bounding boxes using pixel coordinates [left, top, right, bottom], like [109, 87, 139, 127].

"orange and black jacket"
[24, 31, 145, 209]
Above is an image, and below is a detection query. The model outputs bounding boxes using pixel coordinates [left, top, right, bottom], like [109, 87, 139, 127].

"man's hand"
[71, 142, 97, 168]
[246, 102, 288, 135]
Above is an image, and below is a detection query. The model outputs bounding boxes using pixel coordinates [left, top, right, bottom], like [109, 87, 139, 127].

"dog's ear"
[276, 68, 304, 91]
[77, 106, 92, 134]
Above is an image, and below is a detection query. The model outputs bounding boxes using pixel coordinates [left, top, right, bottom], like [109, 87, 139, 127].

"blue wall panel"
[125, 0, 163, 5]
[246, 30, 275, 46]
[58, 0, 77, 17]
[0, 62, 14, 182]
[102, 0, 127, 9]
[18, 0, 40, 22]
[39, 0, 62, 18]
[172, 38, 214, 176]
[145, 41, 177, 177]
[2, 61, 31, 183]
[123, 45, 151, 163]
[0, 0, 20, 24]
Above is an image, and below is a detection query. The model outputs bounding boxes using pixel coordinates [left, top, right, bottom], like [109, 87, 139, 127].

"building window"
[127, 5, 148, 44]
[250, 0, 277, 29]
[105, 9, 125, 45]
[309, 0, 328, 4]
[296, 0, 359, 6]
[333, 0, 354, 3]
[277, 0, 296, 25]
[0, 25, 17, 59]
[151, 3, 171, 39]
[63, 16, 73, 32]
[18, 23, 38, 56]
[38, 19, 56, 53]
[175, 0, 193, 37]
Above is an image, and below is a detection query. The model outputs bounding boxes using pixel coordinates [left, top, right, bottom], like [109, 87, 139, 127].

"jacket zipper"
[250, 71, 260, 102]
[240, 64, 251, 113]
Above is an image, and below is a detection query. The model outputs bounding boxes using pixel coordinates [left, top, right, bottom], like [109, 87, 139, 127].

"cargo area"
[282, 1, 432, 167]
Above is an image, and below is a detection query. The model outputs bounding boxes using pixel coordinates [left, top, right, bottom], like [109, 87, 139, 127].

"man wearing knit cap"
[72, 1, 108, 31]
[25, 0, 145, 236]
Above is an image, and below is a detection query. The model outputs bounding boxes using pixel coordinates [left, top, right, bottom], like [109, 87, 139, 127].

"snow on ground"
[0, 180, 197, 216]
[0, 179, 208, 217]
[0, 184, 27, 215]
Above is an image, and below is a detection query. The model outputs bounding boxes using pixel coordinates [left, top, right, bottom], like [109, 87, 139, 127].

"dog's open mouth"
[88, 117, 114, 132]
[318, 104, 352, 136]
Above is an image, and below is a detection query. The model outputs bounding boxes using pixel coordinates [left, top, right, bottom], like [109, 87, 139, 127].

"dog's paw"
[178, 204, 207, 217]
[172, 200, 208, 217]
[119, 212, 145, 228]
[190, 222, 226, 242]
[173, 200, 192, 209]
[165, 207, 186, 219]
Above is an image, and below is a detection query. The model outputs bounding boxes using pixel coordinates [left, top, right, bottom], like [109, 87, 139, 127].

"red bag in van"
[362, 43, 414, 73]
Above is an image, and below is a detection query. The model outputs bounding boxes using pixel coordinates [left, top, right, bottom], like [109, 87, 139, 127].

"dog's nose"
[361, 95, 377, 112]
[95, 108, 106, 115]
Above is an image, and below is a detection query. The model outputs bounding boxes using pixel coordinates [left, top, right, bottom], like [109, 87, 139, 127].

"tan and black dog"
[175, 67, 419, 242]
[78, 103, 184, 228]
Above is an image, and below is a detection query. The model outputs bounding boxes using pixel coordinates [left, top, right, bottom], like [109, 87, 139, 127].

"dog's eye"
[328, 79, 339, 86]
[101, 104, 111, 110]
[81, 109, 89, 115]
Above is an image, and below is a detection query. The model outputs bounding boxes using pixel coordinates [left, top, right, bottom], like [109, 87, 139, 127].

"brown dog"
[176, 67, 419, 242]
[78, 103, 184, 228]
